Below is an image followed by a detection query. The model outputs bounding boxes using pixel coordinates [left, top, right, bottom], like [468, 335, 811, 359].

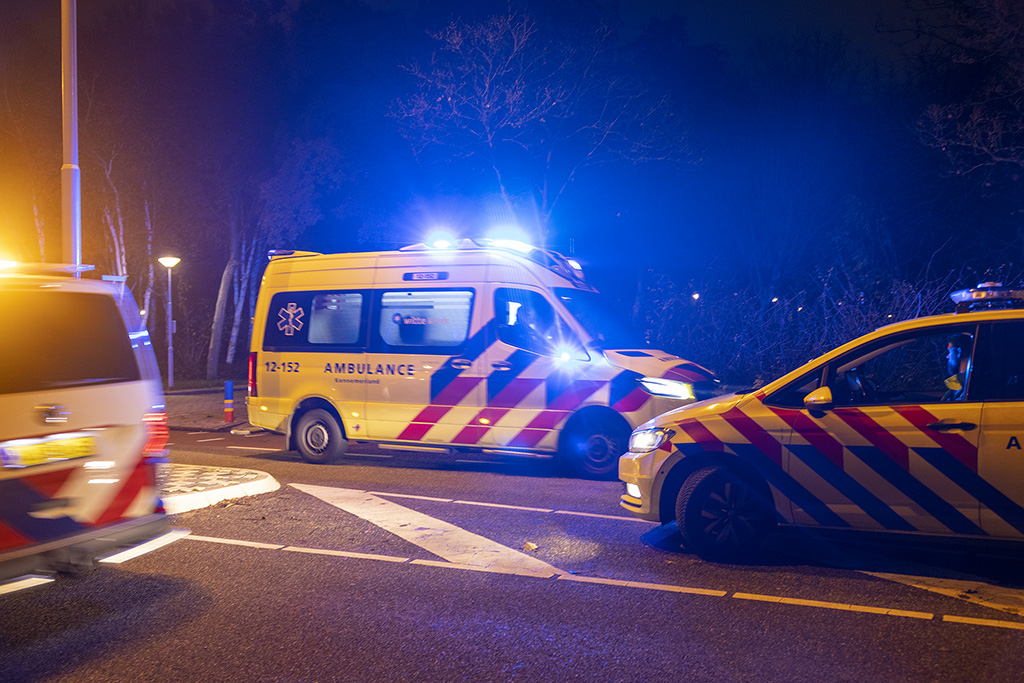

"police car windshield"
[554, 288, 645, 349]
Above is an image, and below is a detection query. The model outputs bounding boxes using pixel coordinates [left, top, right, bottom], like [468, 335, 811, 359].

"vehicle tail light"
[142, 411, 170, 458]
[142, 411, 170, 492]
[248, 352, 258, 397]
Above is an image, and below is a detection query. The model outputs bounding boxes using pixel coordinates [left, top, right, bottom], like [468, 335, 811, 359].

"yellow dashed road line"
[178, 535, 1024, 631]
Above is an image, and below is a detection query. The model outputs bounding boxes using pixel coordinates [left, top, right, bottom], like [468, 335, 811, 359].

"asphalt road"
[3, 430, 1024, 682]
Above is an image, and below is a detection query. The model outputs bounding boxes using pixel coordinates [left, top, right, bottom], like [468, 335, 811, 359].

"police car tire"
[676, 466, 774, 562]
[296, 409, 346, 464]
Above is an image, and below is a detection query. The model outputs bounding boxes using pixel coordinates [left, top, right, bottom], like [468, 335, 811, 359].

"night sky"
[1, 0, 1020, 379]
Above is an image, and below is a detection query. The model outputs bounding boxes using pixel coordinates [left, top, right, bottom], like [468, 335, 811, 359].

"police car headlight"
[628, 428, 674, 453]
[638, 377, 695, 401]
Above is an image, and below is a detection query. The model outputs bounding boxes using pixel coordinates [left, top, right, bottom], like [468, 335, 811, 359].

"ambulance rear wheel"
[559, 414, 629, 480]
[675, 466, 774, 562]
[295, 409, 346, 464]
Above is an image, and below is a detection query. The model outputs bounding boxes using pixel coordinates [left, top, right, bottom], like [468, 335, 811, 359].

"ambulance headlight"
[638, 377, 695, 401]
[628, 428, 674, 453]
[625, 483, 642, 499]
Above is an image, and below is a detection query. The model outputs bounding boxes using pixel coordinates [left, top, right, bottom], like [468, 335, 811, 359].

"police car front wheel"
[675, 466, 775, 562]
[296, 409, 347, 464]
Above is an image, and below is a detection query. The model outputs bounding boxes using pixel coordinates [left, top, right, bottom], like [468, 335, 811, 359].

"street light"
[158, 256, 180, 388]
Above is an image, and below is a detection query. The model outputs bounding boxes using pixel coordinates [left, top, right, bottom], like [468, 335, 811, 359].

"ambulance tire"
[675, 466, 774, 562]
[559, 413, 630, 480]
[295, 409, 347, 464]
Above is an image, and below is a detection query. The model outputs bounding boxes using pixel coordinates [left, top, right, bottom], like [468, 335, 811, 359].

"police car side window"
[971, 321, 1024, 401]
[828, 328, 975, 405]
[765, 370, 824, 408]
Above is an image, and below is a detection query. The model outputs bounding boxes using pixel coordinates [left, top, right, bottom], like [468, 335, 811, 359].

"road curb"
[163, 466, 281, 514]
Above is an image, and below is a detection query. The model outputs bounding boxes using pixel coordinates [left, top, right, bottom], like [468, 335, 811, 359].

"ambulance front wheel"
[675, 466, 775, 562]
[559, 411, 630, 480]
[295, 409, 347, 464]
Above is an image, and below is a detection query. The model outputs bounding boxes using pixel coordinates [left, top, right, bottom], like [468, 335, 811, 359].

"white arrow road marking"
[291, 483, 564, 578]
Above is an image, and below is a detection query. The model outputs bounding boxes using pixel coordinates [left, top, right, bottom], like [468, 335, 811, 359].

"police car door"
[800, 327, 983, 536]
[967, 320, 1024, 539]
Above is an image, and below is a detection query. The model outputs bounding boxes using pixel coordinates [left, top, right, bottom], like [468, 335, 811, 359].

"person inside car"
[943, 333, 973, 401]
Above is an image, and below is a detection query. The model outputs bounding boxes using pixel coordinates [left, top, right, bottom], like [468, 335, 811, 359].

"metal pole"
[60, 0, 82, 271]
[167, 267, 174, 388]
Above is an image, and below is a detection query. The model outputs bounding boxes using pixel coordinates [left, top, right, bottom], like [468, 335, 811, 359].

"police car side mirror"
[804, 386, 834, 416]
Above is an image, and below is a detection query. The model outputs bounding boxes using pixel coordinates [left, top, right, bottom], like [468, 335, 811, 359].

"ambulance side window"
[971, 321, 1024, 401]
[263, 290, 368, 351]
[495, 288, 578, 356]
[376, 289, 473, 353]
[309, 293, 364, 345]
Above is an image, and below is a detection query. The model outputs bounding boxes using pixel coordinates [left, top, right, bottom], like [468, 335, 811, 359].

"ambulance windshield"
[554, 288, 645, 350]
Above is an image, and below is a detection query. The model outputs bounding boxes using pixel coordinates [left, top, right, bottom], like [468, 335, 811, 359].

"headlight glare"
[638, 377, 695, 401]
[628, 428, 674, 453]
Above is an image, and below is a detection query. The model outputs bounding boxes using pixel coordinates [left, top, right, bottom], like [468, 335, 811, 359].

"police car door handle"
[926, 421, 977, 432]
[450, 358, 473, 369]
[491, 361, 513, 371]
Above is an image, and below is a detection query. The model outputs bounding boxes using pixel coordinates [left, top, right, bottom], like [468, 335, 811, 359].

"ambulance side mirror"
[804, 386, 834, 416]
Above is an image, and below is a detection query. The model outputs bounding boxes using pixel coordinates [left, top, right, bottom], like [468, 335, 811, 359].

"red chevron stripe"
[549, 380, 605, 411]
[90, 461, 148, 526]
[451, 408, 511, 445]
[24, 466, 77, 499]
[433, 377, 483, 406]
[0, 519, 31, 552]
[612, 387, 649, 413]
[489, 378, 544, 408]
[768, 407, 844, 468]
[721, 406, 784, 466]
[893, 405, 978, 472]
[507, 429, 548, 448]
[832, 409, 909, 470]
[677, 418, 722, 448]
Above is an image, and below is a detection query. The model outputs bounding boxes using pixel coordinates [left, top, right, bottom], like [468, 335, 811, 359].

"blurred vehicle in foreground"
[0, 262, 183, 592]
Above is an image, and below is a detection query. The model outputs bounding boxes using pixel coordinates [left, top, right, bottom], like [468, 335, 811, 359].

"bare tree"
[916, 0, 1024, 176]
[206, 137, 344, 379]
[390, 10, 691, 243]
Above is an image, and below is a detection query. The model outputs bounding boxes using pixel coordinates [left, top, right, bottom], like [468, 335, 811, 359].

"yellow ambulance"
[246, 239, 715, 478]
[620, 283, 1024, 560]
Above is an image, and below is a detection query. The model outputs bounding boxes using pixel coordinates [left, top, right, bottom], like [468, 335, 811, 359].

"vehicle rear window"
[0, 290, 140, 394]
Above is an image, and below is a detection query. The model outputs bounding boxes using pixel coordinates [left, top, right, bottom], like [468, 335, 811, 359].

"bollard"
[224, 380, 234, 422]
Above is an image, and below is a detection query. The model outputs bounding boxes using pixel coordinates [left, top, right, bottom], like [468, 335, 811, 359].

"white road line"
[453, 500, 554, 513]
[291, 483, 563, 577]
[226, 446, 281, 452]
[282, 546, 410, 563]
[186, 432, 206, 435]
[367, 492, 454, 503]
[197, 437, 225, 443]
[351, 454, 393, 459]
[187, 534, 284, 550]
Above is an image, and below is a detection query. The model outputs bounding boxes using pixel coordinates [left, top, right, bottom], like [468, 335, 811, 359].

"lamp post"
[158, 257, 180, 388]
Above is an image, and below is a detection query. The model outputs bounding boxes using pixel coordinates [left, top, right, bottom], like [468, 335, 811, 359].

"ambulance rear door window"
[263, 290, 368, 351]
[375, 289, 473, 354]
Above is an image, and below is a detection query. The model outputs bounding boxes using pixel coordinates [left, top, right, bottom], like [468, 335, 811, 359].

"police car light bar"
[950, 282, 1024, 313]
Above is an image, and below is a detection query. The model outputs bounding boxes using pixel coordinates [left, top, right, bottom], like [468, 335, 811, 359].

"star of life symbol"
[278, 303, 305, 336]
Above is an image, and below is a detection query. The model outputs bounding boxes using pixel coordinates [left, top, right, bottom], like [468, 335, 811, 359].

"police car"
[0, 262, 181, 592]
[620, 283, 1024, 560]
